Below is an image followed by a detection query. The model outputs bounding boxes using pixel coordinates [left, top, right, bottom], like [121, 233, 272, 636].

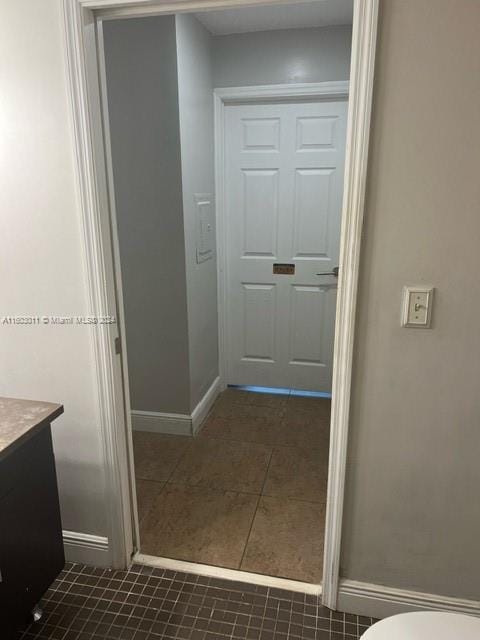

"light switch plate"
[401, 286, 434, 328]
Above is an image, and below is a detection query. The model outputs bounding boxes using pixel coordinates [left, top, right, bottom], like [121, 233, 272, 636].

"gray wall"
[212, 25, 351, 87]
[341, 0, 480, 600]
[176, 15, 219, 410]
[103, 16, 191, 414]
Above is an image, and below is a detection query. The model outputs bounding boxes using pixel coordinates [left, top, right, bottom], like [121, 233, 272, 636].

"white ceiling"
[195, 0, 353, 36]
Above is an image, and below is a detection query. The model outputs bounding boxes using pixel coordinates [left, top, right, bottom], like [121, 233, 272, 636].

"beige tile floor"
[134, 388, 330, 583]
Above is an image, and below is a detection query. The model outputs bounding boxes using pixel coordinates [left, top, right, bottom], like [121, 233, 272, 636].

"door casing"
[62, 0, 379, 610]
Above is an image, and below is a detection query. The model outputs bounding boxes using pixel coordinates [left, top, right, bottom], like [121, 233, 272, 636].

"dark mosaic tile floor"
[14, 563, 375, 640]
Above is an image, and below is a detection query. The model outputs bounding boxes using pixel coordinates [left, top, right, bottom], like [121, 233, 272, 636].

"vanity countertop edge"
[0, 397, 64, 462]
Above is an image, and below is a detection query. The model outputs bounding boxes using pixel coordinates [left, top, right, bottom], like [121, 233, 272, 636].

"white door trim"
[62, 0, 379, 610]
[214, 81, 349, 391]
[215, 81, 350, 103]
[92, 0, 337, 21]
[95, 18, 141, 556]
[322, 0, 378, 609]
[63, 1, 135, 569]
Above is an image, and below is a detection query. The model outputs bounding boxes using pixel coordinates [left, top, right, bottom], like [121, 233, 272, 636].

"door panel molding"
[63, 0, 378, 611]
[221, 98, 347, 392]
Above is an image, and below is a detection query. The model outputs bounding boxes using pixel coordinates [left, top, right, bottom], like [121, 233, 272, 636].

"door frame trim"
[322, 0, 378, 608]
[63, 0, 379, 609]
[214, 81, 350, 390]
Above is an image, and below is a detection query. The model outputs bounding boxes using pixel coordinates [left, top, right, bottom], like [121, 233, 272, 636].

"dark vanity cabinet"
[0, 399, 64, 632]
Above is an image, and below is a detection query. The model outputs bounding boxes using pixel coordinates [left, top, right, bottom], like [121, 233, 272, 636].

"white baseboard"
[131, 376, 220, 436]
[337, 579, 480, 620]
[134, 552, 321, 595]
[191, 376, 221, 434]
[131, 410, 192, 436]
[63, 530, 110, 567]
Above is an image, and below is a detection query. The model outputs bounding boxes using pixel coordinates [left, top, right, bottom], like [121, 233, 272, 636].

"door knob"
[316, 266, 339, 277]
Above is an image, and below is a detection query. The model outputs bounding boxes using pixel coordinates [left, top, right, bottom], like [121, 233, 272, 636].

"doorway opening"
[64, 0, 379, 608]
[99, 1, 352, 588]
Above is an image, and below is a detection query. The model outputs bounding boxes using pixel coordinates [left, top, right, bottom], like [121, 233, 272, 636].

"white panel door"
[225, 100, 347, 392]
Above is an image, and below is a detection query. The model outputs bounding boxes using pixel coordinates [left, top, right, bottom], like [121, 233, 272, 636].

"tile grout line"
[135, 438, 193, 545]
[164, 439, 195, 484]
[236, 491, 263, 573]
[237, 446, 275, 572]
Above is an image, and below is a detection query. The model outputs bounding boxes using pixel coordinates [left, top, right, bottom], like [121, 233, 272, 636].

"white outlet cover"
[401, 286, 434, 328]
[195, 193, 215, 264]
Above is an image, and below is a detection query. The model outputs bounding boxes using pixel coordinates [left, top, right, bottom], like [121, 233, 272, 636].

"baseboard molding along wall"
[63, 530, 110, 567]
[337, 579, 480, 620]
[131, 376, 221, 436]
[191, 376, 221, 434]
[131, 410, 192, 436]
[61, 534, 480, 619]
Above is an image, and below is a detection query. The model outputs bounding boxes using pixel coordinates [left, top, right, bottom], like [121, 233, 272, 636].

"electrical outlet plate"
[195, 193, 215, 264]
[401, 286, 434, 328]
